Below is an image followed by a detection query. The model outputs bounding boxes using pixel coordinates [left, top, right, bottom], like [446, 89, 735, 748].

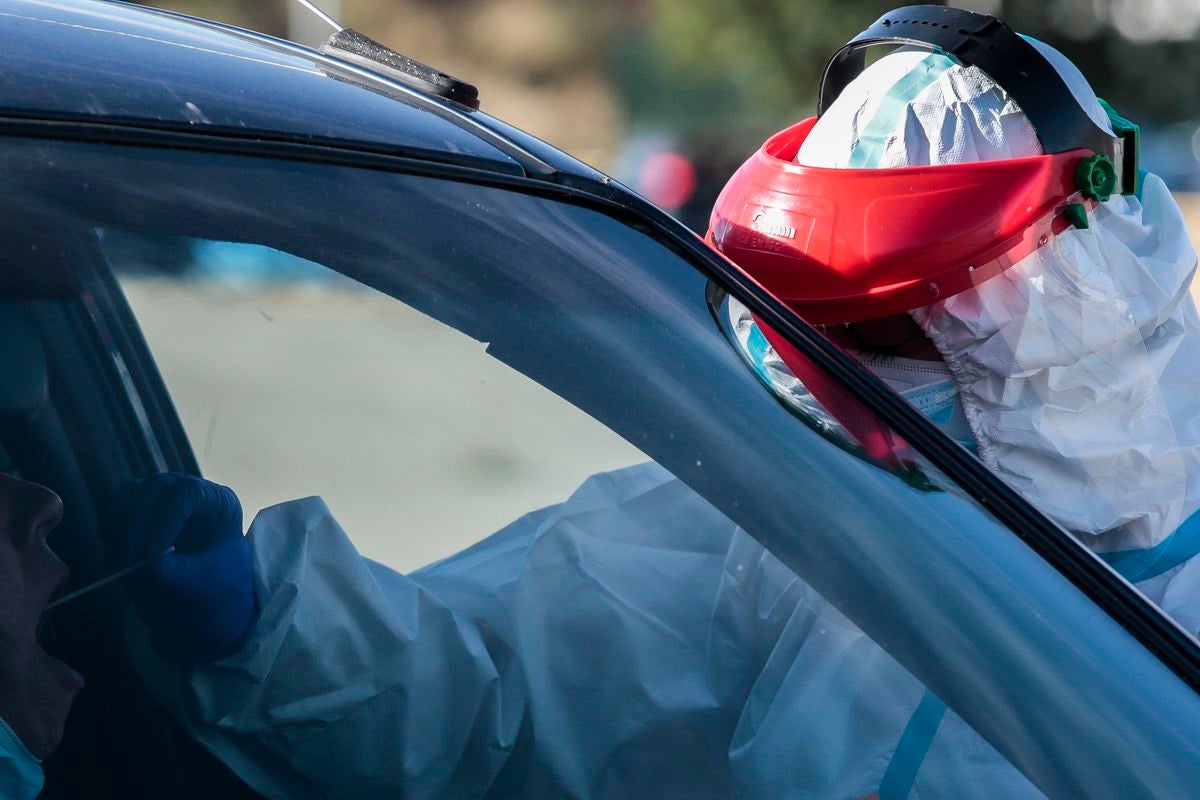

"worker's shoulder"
[0, 0, 609, 184]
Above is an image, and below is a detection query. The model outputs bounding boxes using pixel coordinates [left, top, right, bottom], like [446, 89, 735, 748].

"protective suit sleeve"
[125, 496, 524, 800]
[122, 462, 1040, 798]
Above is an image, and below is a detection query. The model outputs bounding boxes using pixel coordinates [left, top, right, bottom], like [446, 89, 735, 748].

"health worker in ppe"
[98, 6, 1200, 800]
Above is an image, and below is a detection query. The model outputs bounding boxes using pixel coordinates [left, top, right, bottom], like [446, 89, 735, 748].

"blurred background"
[138, 0, 1200, 235]
[111, 0, 1200, 570]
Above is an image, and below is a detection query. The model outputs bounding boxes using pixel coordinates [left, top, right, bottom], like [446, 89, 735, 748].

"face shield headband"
[707, 4, 1140, 325]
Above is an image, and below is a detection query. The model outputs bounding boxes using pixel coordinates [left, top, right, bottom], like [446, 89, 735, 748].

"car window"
[8, 135, 1200, 798]
[104, 235, 647, 571]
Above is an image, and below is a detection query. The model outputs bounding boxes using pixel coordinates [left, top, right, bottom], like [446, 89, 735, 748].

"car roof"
[0, 0, 612, 185]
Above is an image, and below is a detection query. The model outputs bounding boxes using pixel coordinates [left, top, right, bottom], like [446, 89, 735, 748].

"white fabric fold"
[913, 175, 1200, 549]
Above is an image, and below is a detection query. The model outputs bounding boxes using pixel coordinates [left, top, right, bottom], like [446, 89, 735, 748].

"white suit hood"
[795, 42, 1200, 559]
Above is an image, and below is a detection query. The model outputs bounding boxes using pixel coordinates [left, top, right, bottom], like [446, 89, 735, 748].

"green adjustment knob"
[1076, 154, 1117, 202]
[1063, 202, 1089, 230]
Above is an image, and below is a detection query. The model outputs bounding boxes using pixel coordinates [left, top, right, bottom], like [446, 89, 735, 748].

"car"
[4, 0, 1200, 797]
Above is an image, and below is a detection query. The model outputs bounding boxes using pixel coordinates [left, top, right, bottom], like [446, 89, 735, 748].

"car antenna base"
[321, 28, 480, 110]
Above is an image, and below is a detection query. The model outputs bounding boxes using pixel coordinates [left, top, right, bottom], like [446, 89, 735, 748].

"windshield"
[6, 135, 1200, 798]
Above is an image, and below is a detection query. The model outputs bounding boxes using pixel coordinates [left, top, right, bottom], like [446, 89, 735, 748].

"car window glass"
[101, 231, 1044, 798]
[10, 136, 1198, 798]
[104, 235, 646, 571]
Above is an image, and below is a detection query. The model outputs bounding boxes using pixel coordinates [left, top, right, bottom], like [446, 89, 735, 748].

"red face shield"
[707, 116, 1102, 324]
[705, 4, 1141, 325]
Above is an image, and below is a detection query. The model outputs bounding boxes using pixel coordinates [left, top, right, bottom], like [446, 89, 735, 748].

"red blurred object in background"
[638, 151, 698, 209]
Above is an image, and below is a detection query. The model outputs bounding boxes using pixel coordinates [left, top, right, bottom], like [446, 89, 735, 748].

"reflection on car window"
[104, 233, 344, 285]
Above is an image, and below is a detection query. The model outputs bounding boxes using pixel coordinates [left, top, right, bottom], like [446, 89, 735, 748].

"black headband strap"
[819, 5, 1135, 193]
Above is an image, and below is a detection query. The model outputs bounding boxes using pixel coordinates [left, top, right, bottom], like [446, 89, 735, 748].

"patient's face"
[0, 473, 83, 759]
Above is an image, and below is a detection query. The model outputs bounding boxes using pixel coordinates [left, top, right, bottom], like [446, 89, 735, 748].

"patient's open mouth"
[37, 572, 71, 639]
[38, 579, 85, 694]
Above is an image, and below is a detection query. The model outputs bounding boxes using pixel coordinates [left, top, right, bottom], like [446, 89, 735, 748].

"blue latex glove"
[104, 473, 258, 665]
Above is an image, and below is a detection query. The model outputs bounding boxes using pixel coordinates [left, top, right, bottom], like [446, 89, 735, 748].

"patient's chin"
[26, 645, 84, 759]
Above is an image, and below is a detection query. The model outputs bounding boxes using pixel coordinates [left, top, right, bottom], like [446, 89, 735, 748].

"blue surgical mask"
[853, 352, 978, 452]
[0, 716, 43, 800]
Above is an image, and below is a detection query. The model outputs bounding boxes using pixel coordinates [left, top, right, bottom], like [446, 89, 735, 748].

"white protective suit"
[129, 41, 1200, 800]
